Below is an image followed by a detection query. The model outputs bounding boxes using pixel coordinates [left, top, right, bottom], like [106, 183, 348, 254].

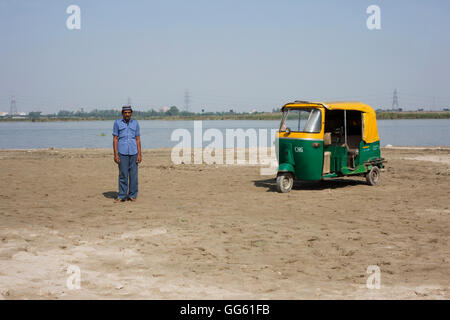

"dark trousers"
[118, 153, 138, 200]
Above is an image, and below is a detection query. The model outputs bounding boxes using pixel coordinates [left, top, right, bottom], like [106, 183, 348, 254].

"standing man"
[112, 106, 142, 202]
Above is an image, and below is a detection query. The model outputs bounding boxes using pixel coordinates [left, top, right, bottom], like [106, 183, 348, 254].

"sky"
[0, 0, 449, 113]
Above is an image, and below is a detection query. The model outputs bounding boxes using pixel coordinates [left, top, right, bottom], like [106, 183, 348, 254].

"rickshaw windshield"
[280, 108, 322, 133]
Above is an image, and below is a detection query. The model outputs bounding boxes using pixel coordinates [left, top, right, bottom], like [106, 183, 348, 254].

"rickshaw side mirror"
[285, 127, 291, 135]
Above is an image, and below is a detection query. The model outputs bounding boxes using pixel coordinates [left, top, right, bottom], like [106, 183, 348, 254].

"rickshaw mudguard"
[277, 163, 295, 175]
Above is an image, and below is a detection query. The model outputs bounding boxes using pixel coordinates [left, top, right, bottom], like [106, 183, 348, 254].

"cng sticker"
[294, 146, 303, 153]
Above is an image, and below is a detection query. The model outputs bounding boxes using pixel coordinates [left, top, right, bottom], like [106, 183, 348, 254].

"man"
[112, 106, 142, 202]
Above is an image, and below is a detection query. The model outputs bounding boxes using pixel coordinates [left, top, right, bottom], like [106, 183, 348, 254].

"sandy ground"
[0, 147, 449, 300]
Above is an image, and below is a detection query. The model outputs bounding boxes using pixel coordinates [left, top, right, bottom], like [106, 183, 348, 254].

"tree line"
[22, 106, 277, 120]
[4, 106, 450, 121]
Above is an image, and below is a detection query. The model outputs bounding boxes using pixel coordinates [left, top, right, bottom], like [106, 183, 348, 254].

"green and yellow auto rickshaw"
[276, 101, 385, 193]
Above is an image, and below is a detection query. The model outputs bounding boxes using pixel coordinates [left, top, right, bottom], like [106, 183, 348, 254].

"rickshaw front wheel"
[366, 166, 381, 186]
[276, 173, 294, 193]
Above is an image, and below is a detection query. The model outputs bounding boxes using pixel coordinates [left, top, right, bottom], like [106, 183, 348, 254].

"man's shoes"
[129, 198, 137, 202]
[114, 198, 126, 203]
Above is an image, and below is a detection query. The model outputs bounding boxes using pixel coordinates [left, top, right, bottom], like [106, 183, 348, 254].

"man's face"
[122, 110, 132, 121]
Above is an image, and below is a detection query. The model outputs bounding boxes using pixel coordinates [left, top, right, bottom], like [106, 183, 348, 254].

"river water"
[0, 119, 449, 149]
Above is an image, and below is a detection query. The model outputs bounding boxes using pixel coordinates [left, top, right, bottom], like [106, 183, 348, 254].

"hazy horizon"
[1, 0, 449, 114]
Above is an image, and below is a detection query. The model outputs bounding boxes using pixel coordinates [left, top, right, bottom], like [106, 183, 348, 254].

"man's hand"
[114, 154, 121, 164]
[136, 136, 142, 164]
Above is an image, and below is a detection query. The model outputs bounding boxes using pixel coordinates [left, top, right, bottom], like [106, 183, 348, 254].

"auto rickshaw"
[276, 101, 385, 193]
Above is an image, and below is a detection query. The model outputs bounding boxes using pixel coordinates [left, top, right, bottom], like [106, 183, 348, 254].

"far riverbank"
[1, 111, 450, 122]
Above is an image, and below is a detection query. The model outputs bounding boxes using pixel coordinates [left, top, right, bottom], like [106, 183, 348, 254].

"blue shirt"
[112, 118, 140, 155]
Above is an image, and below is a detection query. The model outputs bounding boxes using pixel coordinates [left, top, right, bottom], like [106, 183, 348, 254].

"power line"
[1, 91, 449, 114]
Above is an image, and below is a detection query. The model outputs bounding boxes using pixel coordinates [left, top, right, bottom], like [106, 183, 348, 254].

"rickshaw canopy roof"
[282, 100, 374, 113]
[281, 100, 380, 143]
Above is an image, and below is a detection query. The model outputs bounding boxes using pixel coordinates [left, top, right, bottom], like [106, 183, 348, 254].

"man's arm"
[113, 120, 120, 164]
[113, 135, 120, 164]
[136, 136, 142, 164]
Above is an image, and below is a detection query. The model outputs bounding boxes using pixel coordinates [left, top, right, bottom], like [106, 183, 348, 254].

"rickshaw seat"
[346, 135, 361, 156]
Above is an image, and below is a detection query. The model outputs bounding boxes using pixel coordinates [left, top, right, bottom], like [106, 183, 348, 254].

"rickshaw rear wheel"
[366, 166, 380, 186]
[276, 173, 294, 193]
